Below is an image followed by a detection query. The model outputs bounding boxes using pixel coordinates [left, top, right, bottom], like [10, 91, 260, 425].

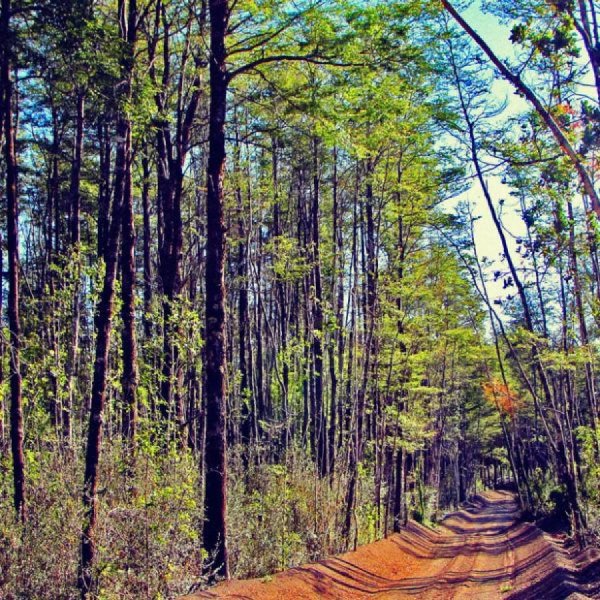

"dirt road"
[185, 491, 600, 599]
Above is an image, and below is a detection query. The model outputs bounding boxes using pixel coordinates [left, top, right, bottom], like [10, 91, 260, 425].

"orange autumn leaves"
[482, 379, 522, 417]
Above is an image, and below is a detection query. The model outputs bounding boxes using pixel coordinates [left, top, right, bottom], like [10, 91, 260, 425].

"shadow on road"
[187, 491, 600, 600]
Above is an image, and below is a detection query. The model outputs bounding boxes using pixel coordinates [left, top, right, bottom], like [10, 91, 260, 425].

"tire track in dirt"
[184, 491, 600, 600]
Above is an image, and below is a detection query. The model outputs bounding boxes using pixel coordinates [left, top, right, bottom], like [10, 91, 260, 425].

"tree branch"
[442, 0, 600, 217]
[228, 53, 362, 81]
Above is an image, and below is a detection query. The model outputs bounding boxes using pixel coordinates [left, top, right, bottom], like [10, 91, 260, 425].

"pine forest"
[1, 0, 600, 598]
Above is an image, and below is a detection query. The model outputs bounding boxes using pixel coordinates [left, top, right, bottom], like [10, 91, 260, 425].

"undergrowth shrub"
[0, 443, 201, 599]
[1, 439, 379, 598]
[227, 447, 349, 578]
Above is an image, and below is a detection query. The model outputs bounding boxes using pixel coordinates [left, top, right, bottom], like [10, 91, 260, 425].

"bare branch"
[442, 0, 600, 217]
[228, 53, 361, 81]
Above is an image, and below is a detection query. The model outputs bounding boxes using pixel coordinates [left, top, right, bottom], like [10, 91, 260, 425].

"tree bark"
[311, 137, 326, 476]
[142, 152, 153, 341]
[328, 146, 341, 476]
[65, 90, 85, 444]
[120, 0, 139, 451]
[97, 119, 112, 261]
[202, 0, 230, 581]
[235, 124, 252, 447]
[2, 0, 25, 521]
[0, 233, 4, 447]
[79, 0, 136, 594]
[121, 123, 138, 451]
[79, 130, 126, 598]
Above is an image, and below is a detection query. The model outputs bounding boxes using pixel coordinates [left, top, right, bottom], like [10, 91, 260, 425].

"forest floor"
[185, 491, 600, 599]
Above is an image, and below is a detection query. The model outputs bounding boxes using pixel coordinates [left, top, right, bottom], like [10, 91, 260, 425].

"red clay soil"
[184, 491, 600, 600]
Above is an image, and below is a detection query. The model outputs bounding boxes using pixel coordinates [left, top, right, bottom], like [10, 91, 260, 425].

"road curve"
[184, 491, 600, 600]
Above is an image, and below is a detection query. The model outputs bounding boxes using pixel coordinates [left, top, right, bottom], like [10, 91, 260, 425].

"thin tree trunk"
[142, 152, 153, 341]
[66, 91, 85, 444]
[311, 137, 326, 476]
[78, 0, 136, 594]
[47, 106, 62, 434]
[0, 233, 4, 447]
[121, 119, 138, 452]
[79, 123, 127, 599]
[98, 120, 112, 261]
[273, 137, 290, 448]
[567, 198, 600, 455]
[343, 166, 362, 545]
[328, 146, 340, 476]
[118, 2, 139, 452]
[234, 124, 252, 447]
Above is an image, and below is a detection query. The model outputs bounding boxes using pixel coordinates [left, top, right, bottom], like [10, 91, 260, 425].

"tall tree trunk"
[202, 0, 230, 581]
[78, 150, 124, 596]
[119, 2, 139, 451]
[311, 137, 326, 476]
[0, 233, 4, 447]
[47, 106, 62, 434]
[273, 137, 290, 448]
[567, 198, 600, 455]
[142, 152, 153, 340]
[158, 181, 183, 439]
[121, 122, 138, 452]
[343, 166, 362, 546]
[66, 90, 85, 444]
[153, 0, 205, 443]
[98, 119, 111, 261]
[234, 124, 252, 447]
[328, 146, 341, 476]
[2, 0, 25, 521]
[79, 129, 125, 596]
[78, 0, 136, 594]
[393, 168, 409, 530]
